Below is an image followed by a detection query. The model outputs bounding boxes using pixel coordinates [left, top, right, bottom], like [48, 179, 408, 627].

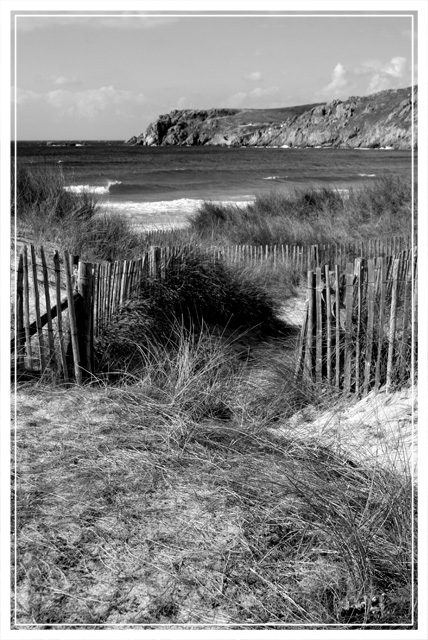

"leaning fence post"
[16, 252, 25, 373]
[22, 246, 33, 370]
[40, 246, 56, 371]
[30, 244, 46, 373]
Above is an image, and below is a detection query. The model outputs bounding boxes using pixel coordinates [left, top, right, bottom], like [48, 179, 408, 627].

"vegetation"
[13, 342, 415, 627]
[12, 162, 416, 628]
[188, 177, 415, 246]
[14, 162, 415, 261]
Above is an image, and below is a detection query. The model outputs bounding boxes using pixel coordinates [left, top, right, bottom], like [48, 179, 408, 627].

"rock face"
[126, 87, 417, 150]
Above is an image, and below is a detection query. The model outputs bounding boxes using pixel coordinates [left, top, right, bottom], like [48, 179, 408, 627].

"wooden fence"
[294, 252, 417, 395]
[12, 238, 416, 393]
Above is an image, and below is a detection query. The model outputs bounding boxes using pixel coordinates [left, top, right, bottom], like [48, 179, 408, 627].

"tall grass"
[13, 337, 416, 626]
[95, 247, 295, 379]
[12, 164, 416, 626]
[13, 162, 144, 261]
[188, 177, 414, 246]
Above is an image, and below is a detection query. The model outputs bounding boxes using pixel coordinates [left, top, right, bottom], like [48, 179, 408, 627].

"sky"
[12, 10, 417, 140]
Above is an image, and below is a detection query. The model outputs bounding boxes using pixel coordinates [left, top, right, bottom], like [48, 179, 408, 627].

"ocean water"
[15, 142, 414, 229]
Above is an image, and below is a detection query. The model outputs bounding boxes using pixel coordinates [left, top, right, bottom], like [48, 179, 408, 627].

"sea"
[15, 141, 415, 230]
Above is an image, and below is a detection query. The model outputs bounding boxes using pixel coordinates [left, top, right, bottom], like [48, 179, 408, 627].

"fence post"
[76, 261, 94, 377]
[398, 258, 412, 381]
[305, 271, 315, 379]
[324, 265, 332, 385]
[22, 246, 33, 369]
[54, 251, 69, 383]
[343, 262, 354, 393]
[30, 245, 46, 373]
[16, 252, 25, 373]
[363, 259, 376, 395]
[354, 258, 363, 395]
[40, 246, 56, 371]
[64, 251, 82, 385]
[334, 265, 341, 388]
[386, 258, 400, 392]
[315, 267, 323, 383]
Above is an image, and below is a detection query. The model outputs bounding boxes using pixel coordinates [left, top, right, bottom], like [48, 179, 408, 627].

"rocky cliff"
[127, 86, 417, 150]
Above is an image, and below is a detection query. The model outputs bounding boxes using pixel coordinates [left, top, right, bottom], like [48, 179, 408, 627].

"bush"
[95, 247, 294, 378]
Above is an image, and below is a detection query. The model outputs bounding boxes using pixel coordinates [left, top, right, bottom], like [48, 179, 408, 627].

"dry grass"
[12, 332, 416, 629]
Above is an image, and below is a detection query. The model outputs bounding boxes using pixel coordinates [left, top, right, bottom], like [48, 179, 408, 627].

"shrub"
[95, 247, 294, 378]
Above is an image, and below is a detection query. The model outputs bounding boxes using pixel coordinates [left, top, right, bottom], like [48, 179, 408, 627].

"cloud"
[320, 63, 349, 98]
[222, 86, 280, 108]
[317, 57, 411, 101]
[249, 86, 279, 98]
[50, 75, 82, 88]
[15, 14, 180, 32]
[244, 71, 262, 82]
[14, 85, 147, 119]
[12, 87, 40, 106]
[367, 56, 408, 92]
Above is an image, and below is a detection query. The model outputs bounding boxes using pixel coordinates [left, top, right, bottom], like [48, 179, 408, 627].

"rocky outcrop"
[126, 86, 417, 150]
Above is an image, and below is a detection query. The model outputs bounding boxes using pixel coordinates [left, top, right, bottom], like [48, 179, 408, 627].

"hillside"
[127, 86, 417, 150]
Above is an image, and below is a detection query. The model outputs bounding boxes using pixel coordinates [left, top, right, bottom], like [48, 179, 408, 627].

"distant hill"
[127, 86, 417, 150]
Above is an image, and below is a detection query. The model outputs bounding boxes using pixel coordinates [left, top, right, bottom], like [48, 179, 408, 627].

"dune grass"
[13, 336, 416, 627]
[14, 162, 414, 262]
[11, 162, 416, 628]
[188, 177, 414, 246]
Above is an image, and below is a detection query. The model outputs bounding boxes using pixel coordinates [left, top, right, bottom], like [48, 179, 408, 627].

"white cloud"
[244, 71, 262, 82]
[222, 86, 280, 108]
[12, 87, 40, 106]
[15, 85, 147, 119]
[320, 63, 349, 98]
[51, 75, 82, 88]
[317, 57, 411, 101]
[249, 86, 279, 98]
[367, 56, 407, 93]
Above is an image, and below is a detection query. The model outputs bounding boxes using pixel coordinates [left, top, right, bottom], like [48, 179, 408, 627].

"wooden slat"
[16, 252, 25, 372]
[353, 259, 363, 395]
[54, 252, 69, 382]
[343, 262, 354, 393]
[30, 245, 46, 372]
[363, 259, 376, 394]
[40, 246, 56, 370]
[294, 302, 308, 382]
[374, 257, 387, 391]
[77, 261, 94, 377]
[22, 246, 33, 369]
[305, 271, 315, 378]
[334, 265, 341, 388]
[64, 251, 82, 384]
[315, 267, 323, 383]
[398, 258, 411, 381]
[386, 258, 400, 392]
[324, 265, 332, 385]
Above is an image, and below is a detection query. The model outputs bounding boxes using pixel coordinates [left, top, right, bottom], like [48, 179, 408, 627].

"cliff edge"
[127, 86, 417, 150]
